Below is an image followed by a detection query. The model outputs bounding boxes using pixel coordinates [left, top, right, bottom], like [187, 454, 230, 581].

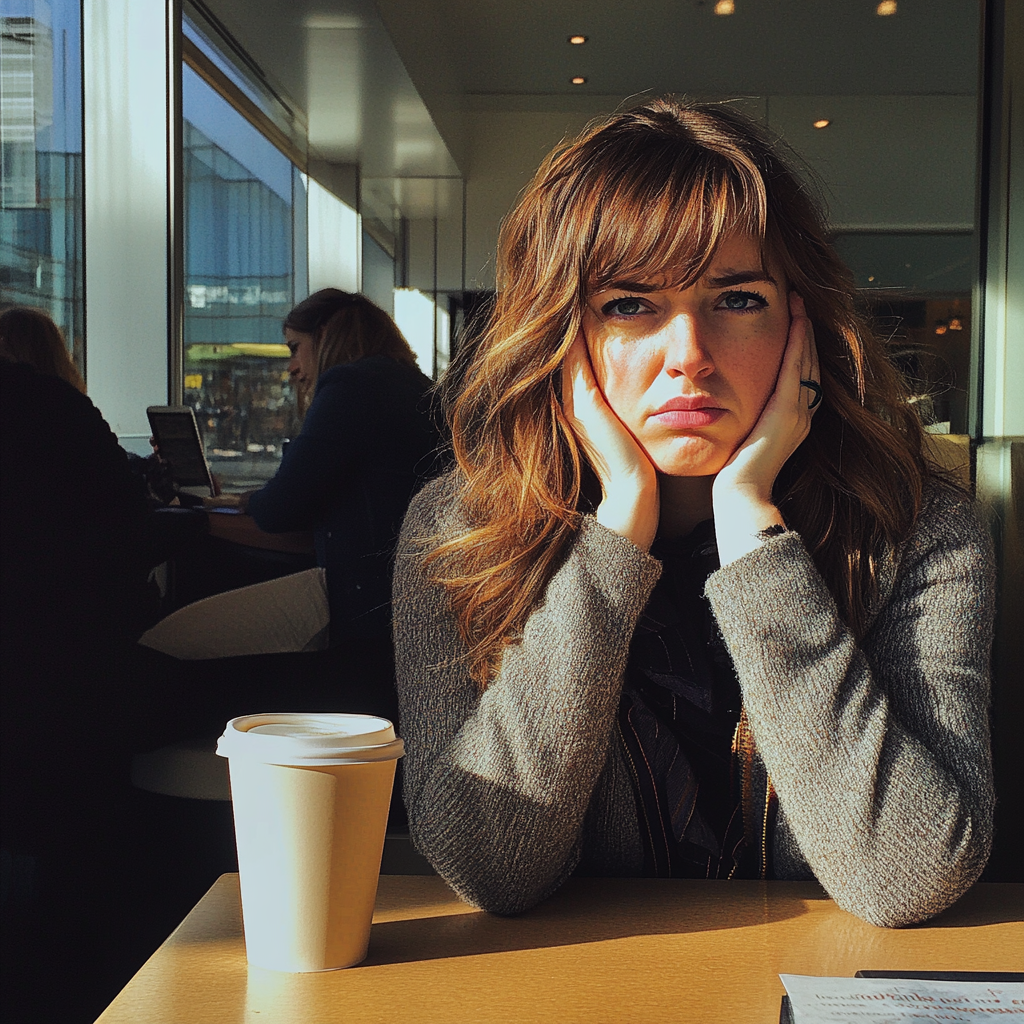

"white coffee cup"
[217, 713, 404, 972]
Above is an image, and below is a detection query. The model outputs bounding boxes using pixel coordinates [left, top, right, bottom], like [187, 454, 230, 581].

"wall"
[465, 106, 602, 289]
[84, 0, 172, 438]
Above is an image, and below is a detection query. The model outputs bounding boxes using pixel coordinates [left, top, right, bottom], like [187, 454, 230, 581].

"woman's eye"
[718, 291, 768, 312]
[602, 297, 646, 317]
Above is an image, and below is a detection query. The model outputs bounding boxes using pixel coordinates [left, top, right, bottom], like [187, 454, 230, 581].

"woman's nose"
[287, 356, 299, 376]
[662, 314, 715, 379]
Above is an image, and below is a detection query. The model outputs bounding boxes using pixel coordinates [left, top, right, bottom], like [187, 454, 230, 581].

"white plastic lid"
[216, 713, 404, 766]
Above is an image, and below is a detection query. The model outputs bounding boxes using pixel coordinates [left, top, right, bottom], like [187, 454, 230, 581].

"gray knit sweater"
[393, 474, 995, 927]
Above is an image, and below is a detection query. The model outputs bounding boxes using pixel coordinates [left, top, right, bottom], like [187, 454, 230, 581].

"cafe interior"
[1, 0, 1022, 1021]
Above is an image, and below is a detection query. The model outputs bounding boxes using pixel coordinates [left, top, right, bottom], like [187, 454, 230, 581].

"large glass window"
[181, 62, 306, 488]
[1, 0, 83, 370]
[833, 231, 974, 433]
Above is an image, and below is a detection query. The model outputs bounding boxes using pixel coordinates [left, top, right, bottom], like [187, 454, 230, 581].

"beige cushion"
[139, 567, 329, 660]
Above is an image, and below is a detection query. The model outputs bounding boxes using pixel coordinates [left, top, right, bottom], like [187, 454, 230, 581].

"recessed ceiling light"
[876, 1, 897, 15]
[568, 34, 587, 45]
[714, 0, 735, 14]
[813, 118, 831, 129]
[571, 76, 587, 85]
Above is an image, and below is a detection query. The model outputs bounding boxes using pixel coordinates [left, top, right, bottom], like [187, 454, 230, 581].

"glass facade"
[181, 63, 306, 487]
[0, 0, 83, 371]
[834, 231, 974, 433]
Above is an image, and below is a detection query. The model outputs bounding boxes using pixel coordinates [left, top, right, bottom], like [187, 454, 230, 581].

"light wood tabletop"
[96, 876, 1023, 1024]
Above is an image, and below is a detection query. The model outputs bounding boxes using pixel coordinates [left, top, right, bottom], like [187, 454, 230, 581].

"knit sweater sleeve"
[704, 484, 995, 927]
[392, 476, 661, 914]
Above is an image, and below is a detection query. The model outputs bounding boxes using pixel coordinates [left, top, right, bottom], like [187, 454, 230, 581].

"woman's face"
[285, 327, 318, 390]
[582, 232, 791, 478]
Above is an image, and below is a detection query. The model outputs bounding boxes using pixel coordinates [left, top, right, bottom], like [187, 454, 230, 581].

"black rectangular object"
[146, 406, 215, 494]
[856, 971, 1024, 982]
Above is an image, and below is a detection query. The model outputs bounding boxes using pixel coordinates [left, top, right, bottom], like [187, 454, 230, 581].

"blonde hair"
[428, 98, 930, 687]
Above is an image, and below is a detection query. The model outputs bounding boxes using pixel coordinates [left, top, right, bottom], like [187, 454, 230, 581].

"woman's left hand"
[712, 292, 820, 565]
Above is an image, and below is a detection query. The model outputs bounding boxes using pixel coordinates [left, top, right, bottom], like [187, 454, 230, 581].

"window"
[181, 45, 307, 488]
[393, 287, 435, 374]
[1, 0, 83, 371]
[833, 232, 973, 433]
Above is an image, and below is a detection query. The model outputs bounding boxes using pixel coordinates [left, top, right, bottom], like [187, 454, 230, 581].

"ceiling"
[201, 0, 982, 181]
[386, 0, 979, 98]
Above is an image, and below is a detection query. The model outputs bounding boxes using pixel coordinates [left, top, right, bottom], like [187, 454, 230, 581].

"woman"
[392, 100, 995, 927]
[225, 289, 442, 645]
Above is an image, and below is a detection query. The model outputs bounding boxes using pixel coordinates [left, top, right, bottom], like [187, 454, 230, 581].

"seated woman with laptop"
[206, 289, 443, 646]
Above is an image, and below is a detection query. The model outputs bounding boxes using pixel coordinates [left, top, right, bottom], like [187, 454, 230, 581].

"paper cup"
[217, 713, 404, 972]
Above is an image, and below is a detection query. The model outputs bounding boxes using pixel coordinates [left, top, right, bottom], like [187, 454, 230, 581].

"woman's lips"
[650, 399, 726, 429]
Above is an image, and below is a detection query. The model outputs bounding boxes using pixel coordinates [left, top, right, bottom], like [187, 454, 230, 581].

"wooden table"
[95, 877, 1022, 1023]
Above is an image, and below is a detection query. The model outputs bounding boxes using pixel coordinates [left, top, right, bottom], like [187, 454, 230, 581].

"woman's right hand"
[561, 332, 659, 551]
[202, 493, 243, 510]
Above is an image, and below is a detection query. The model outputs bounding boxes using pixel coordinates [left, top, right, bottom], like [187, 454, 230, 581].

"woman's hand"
[202, 490, 252, 511]
[713, 292, 820, 566]
[562, 332, 660, 551]
[202, 493, 243, 510]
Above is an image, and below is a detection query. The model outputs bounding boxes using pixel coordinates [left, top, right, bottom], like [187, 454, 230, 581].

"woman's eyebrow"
[601, 279, 665, 294]
[704, 269, 777, 288]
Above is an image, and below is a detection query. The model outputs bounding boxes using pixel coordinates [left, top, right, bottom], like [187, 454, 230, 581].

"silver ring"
[800, 379, 823, 410]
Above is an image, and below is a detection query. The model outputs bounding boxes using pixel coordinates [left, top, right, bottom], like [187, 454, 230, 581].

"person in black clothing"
[0, 305, 178, 503]
[209, 289, 444, 646]
[0, 359, 166, 1023]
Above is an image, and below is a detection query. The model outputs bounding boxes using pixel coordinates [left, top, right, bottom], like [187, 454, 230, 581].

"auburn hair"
[426, 98, 931, 687]
[284, 288, 418, 387]
[0, 306, 87, 394]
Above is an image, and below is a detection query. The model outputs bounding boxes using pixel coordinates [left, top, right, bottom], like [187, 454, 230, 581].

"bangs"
[581, 147, 769, 292]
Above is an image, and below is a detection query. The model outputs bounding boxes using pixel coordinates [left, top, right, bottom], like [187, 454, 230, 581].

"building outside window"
[181, 40, 307, 488]
[1, 0, 83, 372]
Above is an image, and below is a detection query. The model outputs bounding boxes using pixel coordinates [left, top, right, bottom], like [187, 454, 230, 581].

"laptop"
[146, 405, 216, 498]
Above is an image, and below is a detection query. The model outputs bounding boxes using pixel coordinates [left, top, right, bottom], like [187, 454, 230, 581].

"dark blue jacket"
[247, 356, 442, 643]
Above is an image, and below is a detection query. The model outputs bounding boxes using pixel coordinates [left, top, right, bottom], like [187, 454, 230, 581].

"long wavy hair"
[284, 288, 418, 390]
[427, 98, 930, 687]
